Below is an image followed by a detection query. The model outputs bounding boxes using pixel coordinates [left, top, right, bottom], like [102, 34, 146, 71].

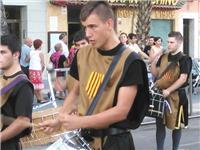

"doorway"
[183, 19, 194, 56]
[5, 6, 21, 41]
[68, 6, 82, 48]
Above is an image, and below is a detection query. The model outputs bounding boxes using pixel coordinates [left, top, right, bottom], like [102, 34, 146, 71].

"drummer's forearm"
[0, 116, 30, 142]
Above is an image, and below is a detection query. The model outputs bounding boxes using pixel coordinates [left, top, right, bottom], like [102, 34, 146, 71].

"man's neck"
[101, 35, 120, 50]
[3, 64, 21, 77]
[171, 49, 181, 55]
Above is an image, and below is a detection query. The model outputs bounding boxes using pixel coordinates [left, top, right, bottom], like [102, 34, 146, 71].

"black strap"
[86, 45, 126, 115]
[157, 52, 184, 80]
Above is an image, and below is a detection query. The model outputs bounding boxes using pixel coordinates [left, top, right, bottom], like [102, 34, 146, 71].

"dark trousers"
[156, 118, 182, 150]
[103, 132, 135, 150]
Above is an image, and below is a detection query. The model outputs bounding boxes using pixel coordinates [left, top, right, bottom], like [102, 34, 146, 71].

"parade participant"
[54, 29, 89, 93]
[68, 29, 89, 66]
[0, 34, 34, 150]
[40, 1, 149, 150]
[151, 31, 192, 150]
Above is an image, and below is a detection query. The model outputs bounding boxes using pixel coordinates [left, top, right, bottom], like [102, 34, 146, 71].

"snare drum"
[20, 107, 67, 148]
[47, 130, 92, 150]
[147, 88, 165, 118]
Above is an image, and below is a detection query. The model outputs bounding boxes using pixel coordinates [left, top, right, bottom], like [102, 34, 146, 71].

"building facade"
[2, 0, 200, 59]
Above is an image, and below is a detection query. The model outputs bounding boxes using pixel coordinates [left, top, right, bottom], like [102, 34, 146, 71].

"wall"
[175, 0, 200, 58]
[3, 0, 47, 53]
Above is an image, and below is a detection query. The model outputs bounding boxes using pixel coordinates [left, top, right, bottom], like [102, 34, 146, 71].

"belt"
[82, 128, 129, 137]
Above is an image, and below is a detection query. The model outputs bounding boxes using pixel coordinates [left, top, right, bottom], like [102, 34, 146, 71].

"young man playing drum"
[151, 31, 192, 150]
[0, 34, 34, 150]
[40, 1, 149, 149]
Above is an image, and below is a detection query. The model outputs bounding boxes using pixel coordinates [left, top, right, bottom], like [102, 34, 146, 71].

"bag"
[146, 87, 171, 118]
[50, 51, 62, 68]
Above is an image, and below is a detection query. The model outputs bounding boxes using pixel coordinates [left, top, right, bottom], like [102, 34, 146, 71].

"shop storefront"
[2, 0, 199, 58]
[49, 0, 188, 50]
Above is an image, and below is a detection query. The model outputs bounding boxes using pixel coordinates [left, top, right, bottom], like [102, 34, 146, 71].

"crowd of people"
[0, 1, 193, 150]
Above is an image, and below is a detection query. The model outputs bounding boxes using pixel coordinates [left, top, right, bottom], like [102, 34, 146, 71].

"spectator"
[29, 39, 48, 103]
[20, 38, 32, 77]
[128, 33, 149, 60]
[49, 32, 69, 58]
[50, 43, 68, 99]
[149, 37, 163, 63]
[144, 36, 154, 56]
[119, 32, 128, 46]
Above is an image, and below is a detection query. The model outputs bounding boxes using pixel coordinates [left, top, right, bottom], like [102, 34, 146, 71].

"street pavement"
[23, 117, 200, 150]
[133, 117, 200, 150]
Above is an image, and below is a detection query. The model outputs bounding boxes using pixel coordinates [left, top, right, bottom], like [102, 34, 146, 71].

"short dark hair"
[80, 1, 116, 30]
[59, 32, 67, 40]
[128, 33, 137, 40]
[154, 37, 162, 42]
[73, 29, 89, 43]
[149, 36, 154, 39]
[1, 34, 21, 54]
[168, 31, 183, 42]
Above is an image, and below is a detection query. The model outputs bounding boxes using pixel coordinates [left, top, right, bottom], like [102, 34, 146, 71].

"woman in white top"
[29, 39, 47, 103]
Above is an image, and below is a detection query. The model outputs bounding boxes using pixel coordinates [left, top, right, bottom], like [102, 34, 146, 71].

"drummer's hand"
[58, 113, 81, 130]
[163, 89, 170, 97]
[39, 119, 61, 133]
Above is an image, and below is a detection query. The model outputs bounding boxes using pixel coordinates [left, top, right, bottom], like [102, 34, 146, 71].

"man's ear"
[13, 51, 20, 58]
[106, 18, 114, 31]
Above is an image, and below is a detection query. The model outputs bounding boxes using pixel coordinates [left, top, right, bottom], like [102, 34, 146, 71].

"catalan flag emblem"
[85, 72, 104, 99]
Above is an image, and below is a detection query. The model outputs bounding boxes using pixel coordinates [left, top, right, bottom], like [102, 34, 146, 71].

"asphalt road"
[133, 117, 200, 150]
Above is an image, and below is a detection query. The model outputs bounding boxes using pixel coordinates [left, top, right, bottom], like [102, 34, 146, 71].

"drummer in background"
[54, 29, 89, 94]
[151, 31, 192, 150]
[40, 1, 149, 150]
[0, 34, 34, 150]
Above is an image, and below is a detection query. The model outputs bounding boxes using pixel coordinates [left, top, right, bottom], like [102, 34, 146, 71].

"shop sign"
[154, 10, 175, 19]
[108, 0, 178, 5]
[117, 8, 134, 18]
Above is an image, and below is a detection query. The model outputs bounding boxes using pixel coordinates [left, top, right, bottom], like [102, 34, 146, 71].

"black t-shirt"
[1, 71, 34, 149]
[156, 52, 191, 75]
[70, 43, 149, 129]
[144, 45, 151, 56]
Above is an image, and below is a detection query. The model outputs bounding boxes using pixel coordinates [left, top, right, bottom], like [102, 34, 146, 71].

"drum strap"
[0, 75, 33, 130]
[0, 74, 27, 96]
[86, 45, 126, 115]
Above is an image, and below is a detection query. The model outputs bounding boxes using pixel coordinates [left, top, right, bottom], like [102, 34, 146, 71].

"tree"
[0, 0, 9, 36]
[135, 0, 152, 49]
